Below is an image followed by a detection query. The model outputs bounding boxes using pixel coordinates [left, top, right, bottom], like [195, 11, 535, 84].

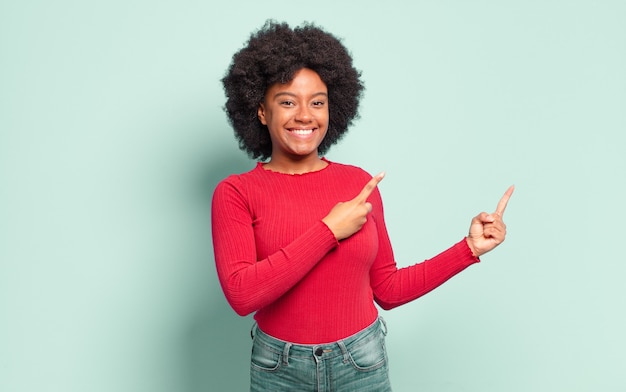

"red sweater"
[211, 160, 479, 344]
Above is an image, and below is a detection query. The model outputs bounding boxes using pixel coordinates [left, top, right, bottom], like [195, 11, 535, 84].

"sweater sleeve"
[368, 188, 480, 310]
[211, 177, 339, 316]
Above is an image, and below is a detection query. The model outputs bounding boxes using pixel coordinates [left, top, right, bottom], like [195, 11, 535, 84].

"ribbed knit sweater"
[211, 160, 479, 344]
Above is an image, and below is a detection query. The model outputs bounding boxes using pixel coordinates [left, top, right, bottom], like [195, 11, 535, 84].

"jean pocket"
[250, 341, 281, 372]
[347, 333, 387, 372]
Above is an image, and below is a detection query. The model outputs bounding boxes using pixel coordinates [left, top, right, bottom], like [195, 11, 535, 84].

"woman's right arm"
[211, 178, 338, 316]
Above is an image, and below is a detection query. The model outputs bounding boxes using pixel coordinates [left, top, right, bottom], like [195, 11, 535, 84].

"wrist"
[465, 237, 480, 258]
[321, 218, 340, 241]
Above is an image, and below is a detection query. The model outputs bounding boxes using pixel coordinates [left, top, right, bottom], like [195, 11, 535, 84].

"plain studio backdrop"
[1, 1, 625, 391]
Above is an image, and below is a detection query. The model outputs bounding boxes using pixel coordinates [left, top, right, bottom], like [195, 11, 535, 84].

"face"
[258, 68, 329, 164]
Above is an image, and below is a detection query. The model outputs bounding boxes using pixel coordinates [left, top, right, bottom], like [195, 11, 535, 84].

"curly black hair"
[221, 20, 364, 160]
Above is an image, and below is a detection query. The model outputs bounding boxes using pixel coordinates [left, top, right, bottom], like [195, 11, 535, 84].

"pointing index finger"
[495, 185, 515, 216]
[354, 172, 385, 203]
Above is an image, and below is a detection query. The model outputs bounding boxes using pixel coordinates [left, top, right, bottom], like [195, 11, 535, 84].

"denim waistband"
[251, 317, 387, 364]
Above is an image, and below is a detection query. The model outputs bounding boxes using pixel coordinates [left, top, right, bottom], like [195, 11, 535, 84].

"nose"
[295, 105, 312, 122]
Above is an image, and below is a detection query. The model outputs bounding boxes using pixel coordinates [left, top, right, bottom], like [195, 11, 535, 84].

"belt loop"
[250, 322, 257, 340]
[282, 343, 292, 366]
[337, 341, 350, 364]
[379, 316, 388, 336]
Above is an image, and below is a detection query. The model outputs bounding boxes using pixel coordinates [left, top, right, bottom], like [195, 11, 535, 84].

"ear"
[257, 103, 267, 125]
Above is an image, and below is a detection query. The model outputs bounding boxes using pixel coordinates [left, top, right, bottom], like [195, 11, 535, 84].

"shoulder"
[326, 161, 379, 192]
[212, 163, 262, 201]
[327, 160, 385, 204]
[326, 160, 372, 180]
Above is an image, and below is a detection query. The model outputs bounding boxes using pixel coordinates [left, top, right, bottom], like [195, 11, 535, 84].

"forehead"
[266, 68, 328, 96]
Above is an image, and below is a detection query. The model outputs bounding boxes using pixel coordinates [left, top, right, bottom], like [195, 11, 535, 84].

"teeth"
[292, 129, 313, 135]
[291, 129, 313, 135]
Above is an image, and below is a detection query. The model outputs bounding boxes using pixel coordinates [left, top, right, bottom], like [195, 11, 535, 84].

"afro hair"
[221, 20, 364, 160]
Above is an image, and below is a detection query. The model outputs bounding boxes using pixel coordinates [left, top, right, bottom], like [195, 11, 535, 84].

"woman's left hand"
[466, 186, 515, 257]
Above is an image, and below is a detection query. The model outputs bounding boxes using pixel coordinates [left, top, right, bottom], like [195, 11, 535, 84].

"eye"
[312, 100, 326, 107]
[280, 100, 295, 107]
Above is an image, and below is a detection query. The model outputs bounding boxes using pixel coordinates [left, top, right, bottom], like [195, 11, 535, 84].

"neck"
[262, 156, 327, 175]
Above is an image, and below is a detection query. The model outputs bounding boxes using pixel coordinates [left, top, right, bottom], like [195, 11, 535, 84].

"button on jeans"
[250, 317, 392, 391]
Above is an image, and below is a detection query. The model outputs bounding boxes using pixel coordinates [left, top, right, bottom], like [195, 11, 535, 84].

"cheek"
[317, 110, 329, 126]
[321, 113, 330, 131]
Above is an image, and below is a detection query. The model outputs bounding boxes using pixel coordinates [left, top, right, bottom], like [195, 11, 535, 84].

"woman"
[212, 20, 513, 391]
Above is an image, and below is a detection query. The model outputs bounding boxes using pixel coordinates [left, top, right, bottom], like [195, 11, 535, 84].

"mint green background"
[1, 1, 625, 391]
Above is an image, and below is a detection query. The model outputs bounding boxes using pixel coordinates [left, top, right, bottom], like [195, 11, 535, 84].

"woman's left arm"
[369, 186, 513, 310]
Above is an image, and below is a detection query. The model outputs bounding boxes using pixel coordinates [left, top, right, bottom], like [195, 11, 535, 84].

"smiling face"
[257, 68, 329, 170]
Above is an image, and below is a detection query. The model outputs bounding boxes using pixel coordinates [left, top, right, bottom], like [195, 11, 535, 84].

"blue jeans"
[250, 317, 392, 391]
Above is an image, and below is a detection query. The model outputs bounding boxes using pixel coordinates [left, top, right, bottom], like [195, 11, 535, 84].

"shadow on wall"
[184, 137, 256, 392]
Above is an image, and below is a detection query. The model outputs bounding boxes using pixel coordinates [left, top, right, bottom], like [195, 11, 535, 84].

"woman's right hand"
[322, 172, 385, 240]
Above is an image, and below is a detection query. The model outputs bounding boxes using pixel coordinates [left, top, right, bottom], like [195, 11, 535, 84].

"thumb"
[472, 212, 493, 224]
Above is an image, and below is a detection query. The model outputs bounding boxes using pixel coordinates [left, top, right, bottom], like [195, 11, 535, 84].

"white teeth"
[291, 129, 313, 135]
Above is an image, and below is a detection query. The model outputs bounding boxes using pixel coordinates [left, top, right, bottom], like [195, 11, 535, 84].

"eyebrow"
[272, 92, 328, 99]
